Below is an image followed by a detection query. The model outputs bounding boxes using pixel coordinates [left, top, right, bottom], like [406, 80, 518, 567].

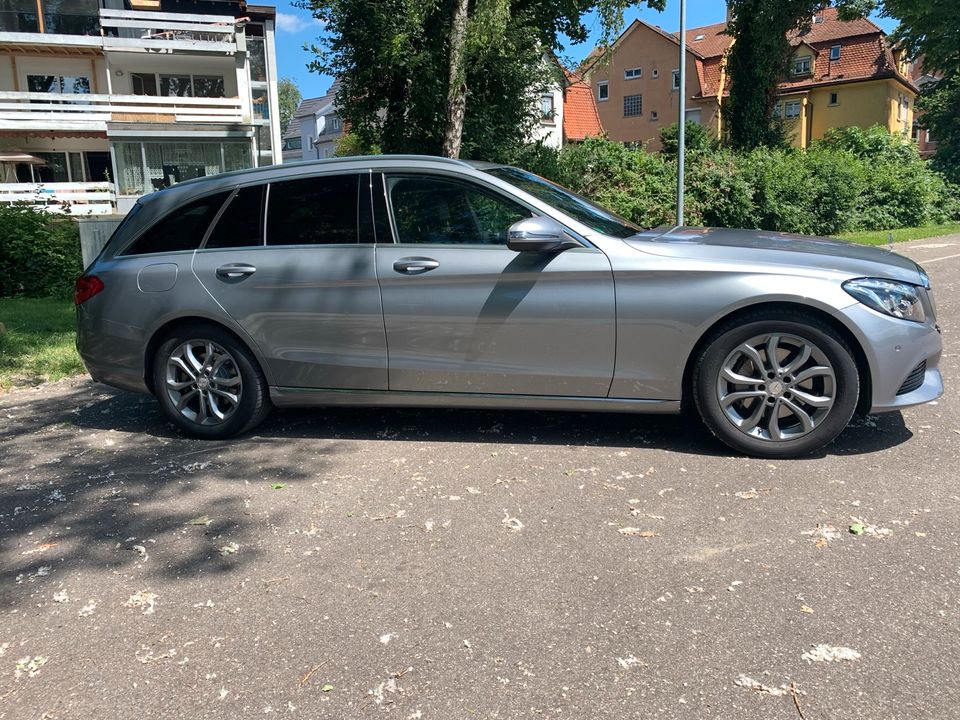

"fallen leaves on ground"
[14, 655, 48, 679]
[502, 512, 523, 531]
[849, 517, 893, 538]
[802, 644, 861, 663]
[734, 674, 798, 697]
[616, 655, 645, 670]
[618, 527, 658, 537]
[802, 524, 841, 547]
[124, 590, 158, 615]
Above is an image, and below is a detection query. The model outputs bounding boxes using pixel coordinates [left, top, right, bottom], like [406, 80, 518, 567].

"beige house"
[581, 19, 714, 151]
[583, 9, 917, 151]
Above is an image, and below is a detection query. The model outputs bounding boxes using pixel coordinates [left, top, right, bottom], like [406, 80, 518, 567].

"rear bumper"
[76, 303, 151, 395]
[835, 304, 943, 413]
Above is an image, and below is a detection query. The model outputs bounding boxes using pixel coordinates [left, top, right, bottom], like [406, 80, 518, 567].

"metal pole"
[677, 0, 687, 227]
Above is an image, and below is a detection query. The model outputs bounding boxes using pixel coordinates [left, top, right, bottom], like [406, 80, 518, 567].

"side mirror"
[507, 216, 581, 253]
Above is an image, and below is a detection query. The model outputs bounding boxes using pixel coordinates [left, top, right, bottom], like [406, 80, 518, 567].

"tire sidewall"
[694, 318, 859, 458]
[153, 326, 267, 439]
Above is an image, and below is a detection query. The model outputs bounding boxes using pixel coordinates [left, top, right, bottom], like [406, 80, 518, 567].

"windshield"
[484, 166, 642, 239]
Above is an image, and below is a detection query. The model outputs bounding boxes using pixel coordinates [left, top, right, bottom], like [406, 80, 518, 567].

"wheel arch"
[680, 301, 873, 417]
[144, 315, 271, 395]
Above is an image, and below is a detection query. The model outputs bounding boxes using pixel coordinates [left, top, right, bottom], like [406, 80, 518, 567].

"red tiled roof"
[699, 56, 725, 98]
[779, 34, 907, 93]
[680, 8, 882, 61]
[690, 7, 915, 98]
[679, 20, 732, 59]
[563, 75, 603, 141]
[787, 7, 883, 44]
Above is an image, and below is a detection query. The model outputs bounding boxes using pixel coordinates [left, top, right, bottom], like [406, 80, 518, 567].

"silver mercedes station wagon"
[76, 155, 943, 457]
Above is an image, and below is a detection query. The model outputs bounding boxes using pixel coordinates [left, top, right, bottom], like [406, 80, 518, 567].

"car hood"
[626, 227, 923, 284]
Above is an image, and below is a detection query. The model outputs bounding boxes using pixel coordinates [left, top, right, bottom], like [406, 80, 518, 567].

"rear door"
[191, 172, 387, 390]
[374, 172, 616, 397]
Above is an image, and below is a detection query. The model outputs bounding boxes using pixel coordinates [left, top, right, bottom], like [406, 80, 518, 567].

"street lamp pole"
[677, 0, 687, 227]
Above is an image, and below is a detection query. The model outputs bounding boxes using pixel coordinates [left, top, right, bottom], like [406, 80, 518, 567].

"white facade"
[282, 81, 342, 163]
[530, 81, 564, 149]
[0, 0, 282, 214]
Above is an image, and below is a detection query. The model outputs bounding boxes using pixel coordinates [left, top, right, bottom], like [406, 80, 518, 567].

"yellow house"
[687, 7, 917, 148]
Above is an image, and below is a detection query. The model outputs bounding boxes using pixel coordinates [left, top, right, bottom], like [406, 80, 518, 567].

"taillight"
[75, 275, 104, 305]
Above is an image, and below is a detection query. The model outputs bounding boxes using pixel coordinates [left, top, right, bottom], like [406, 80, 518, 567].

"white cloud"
[275, 12, 319, 34]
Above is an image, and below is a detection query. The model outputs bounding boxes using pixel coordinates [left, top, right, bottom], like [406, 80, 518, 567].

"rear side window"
[204, 185, 265, 249]
[121, 192, 229, 256]
[266, 174, 361, 245]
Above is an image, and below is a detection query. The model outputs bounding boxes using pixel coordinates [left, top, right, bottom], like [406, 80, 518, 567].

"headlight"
[843, 278, 926, 323]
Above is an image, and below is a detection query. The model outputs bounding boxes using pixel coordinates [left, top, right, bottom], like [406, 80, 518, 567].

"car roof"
[143, 154, 483, 205]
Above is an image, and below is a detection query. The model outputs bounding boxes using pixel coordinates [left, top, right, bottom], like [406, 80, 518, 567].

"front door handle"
[393, 257, 439, 275]
[216, 263, 257, 280]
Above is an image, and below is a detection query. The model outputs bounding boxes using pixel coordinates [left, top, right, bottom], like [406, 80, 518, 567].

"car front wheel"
[693, 312, 860, 458]
[153, 324, 271, 439]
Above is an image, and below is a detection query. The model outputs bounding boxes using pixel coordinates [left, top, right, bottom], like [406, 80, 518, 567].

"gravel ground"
[1, 237, 958, 720]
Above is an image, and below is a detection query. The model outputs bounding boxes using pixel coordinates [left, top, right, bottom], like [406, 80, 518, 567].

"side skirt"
[269, 387, 681, 414]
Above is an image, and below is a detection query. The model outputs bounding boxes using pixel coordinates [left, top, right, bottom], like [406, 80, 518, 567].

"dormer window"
[792, 56, 812, 76]
[694, 34, 705, 41]
[830, 45, 841, 61]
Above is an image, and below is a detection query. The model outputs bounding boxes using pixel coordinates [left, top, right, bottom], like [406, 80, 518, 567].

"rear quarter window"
[121, 191, 230, 256]
[204, 185, 265, 249]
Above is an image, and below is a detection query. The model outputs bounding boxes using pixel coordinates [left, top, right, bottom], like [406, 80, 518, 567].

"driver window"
[386, 175, 531, 245]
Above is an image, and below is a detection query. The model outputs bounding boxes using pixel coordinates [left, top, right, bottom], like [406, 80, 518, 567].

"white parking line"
[916, 252, 960, 264]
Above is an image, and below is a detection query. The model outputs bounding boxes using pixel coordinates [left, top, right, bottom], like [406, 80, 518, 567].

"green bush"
[0, 205, 82, 299]
[513, 127, 960, 235]
[555, 136, 676, 228]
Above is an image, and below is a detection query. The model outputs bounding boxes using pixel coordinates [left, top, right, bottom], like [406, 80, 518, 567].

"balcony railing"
[0, 8, 241, 54]
[0, 91, 245, 131]
[0, 182, 115, 215]
[100, 9, 239, 53]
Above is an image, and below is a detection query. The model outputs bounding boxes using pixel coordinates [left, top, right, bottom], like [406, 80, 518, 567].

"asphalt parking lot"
[1, 237, 959, 720]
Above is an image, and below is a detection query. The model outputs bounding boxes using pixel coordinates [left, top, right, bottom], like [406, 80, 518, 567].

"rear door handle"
[393, 257, 439, 275]
[216, 263, 256, 280]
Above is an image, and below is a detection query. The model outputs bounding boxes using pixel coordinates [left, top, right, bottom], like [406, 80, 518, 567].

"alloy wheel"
[165, 339, 243, 426]
[716, 333, 836, 443]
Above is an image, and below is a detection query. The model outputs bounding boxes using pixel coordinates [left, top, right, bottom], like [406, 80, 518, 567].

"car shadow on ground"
[8, 380, 914, 459]
[0, 380, 913, 608]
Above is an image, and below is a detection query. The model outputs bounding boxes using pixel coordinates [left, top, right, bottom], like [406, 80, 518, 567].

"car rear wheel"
[153, 324, 271, 439]
[693, 311, 859, 458]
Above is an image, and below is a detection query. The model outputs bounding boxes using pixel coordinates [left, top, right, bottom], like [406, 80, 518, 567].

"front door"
[192, 173, 388, 390]
[375, 173, 616, 397]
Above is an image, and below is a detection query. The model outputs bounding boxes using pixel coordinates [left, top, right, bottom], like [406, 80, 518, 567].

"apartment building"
[0, 0, 282, 214]
[583, 7, 918, 151]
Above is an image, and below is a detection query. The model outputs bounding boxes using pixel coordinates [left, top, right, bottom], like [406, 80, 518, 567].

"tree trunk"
[442, 0, 470, 158]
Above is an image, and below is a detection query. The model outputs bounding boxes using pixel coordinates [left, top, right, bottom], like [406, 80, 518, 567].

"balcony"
[0, 181, 115, 214]
[0, 8, 241, 55]
[0, 91, 245, 132]
[99, 9, 241, 54]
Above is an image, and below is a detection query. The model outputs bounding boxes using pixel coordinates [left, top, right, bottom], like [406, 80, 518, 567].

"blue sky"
[272, 1, 897, 101]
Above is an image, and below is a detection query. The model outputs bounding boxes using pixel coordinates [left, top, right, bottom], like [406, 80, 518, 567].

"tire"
[692, 310, 859, 458]
[153, 323, 271, 439]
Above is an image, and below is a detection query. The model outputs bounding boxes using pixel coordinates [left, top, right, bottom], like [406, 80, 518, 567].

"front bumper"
[836, 303, 943, 413]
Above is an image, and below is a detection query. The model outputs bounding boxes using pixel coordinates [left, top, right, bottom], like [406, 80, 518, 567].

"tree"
[840, 1, 960, 182]
[297, 1, 665, 159]
[724, 1, 821, 150]
[277, 77, 302, 135]
[723, 1, 880, 151]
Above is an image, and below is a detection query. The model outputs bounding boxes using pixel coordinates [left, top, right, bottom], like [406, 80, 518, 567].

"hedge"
[517, 125, 960, 236]
[0, 205, 82, 299]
